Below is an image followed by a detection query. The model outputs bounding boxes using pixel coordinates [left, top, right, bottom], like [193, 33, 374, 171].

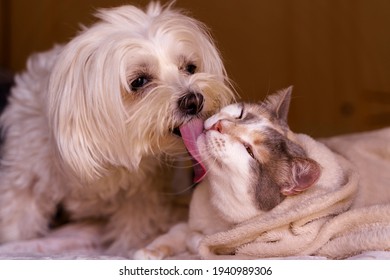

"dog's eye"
[185, 64, 197, 75]
[130, 76, 149, 91]
[244, 143, 255, 159]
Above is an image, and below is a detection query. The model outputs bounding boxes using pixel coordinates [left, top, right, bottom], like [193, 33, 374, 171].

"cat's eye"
[185, 64, 197, 75]
[237, 107, 244, 119]
[244, 143, 255, 159]
[130, 76, 149, 91]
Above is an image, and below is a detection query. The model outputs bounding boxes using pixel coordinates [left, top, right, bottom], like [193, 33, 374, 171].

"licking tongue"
[179, 118, 207, 183]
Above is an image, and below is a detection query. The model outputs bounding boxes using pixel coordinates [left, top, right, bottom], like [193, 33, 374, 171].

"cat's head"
[197, 86, 321, 221]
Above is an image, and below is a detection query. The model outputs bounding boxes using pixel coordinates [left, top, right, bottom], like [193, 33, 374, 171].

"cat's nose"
[209, 120, 223, 133]
[178, 92, 204, 115]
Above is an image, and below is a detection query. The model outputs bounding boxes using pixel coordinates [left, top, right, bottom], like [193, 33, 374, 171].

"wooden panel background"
[1, 0, 390, 137]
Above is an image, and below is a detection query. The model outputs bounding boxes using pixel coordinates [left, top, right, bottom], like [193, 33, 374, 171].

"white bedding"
[1, 128, 390, 260]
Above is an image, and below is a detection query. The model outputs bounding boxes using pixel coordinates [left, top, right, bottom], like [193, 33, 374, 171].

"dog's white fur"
[0, 2, 235, 256]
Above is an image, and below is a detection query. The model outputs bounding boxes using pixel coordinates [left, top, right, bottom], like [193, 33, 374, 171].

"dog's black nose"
[178, 92, 204, 115]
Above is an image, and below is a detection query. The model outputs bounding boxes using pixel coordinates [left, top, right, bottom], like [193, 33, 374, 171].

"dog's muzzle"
[178, 92, 204, 116]
[173, 92, 205, 137]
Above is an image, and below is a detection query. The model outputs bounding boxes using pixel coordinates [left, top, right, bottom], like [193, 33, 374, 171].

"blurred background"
[1, 0, 389, 137]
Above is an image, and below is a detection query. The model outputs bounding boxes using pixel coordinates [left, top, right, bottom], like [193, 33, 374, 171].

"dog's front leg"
[0, 173, 59, 243]
[102, 185, 180, 258]
[133, 222, 189, 259]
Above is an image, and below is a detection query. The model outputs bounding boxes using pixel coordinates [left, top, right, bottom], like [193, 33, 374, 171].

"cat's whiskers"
[195, 143, 221, 170]
[157, 154, 196, 169]
[159, 181, 197, 196]
[158, 136, 222, 195]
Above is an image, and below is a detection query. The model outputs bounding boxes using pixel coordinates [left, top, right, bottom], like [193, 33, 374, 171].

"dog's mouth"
[172, 127, 182, 137]
[173, 119, 207, 183]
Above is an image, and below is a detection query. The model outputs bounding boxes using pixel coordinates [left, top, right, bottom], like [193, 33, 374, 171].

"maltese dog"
[0, 2, 235, 256]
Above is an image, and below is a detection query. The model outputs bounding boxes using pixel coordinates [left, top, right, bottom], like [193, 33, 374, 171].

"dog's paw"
[133, 246, 172, 260]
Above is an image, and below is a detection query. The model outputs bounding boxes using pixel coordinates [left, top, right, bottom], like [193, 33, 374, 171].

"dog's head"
[47, 2, 236, 181]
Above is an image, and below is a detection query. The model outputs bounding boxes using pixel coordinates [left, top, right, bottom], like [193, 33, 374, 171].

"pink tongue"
[179, 118, 207, 183]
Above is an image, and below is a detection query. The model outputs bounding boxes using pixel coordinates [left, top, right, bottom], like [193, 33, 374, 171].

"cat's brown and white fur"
[134, 87, 326, 259]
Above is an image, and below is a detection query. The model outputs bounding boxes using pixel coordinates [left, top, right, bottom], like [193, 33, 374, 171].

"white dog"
[0, 2, 235, 256]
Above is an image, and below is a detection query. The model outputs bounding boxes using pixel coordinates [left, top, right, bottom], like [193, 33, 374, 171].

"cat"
[134, 86, 324, 259]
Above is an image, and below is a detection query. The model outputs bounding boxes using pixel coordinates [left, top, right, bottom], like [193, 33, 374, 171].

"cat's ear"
[265, 86, 293, 124]
[281, 157, 321, 196]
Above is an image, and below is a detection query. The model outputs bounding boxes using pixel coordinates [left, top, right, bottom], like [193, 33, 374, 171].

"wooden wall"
[1, 0, 389, 137]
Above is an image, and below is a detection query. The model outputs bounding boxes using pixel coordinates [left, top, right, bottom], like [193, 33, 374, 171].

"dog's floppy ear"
[281, 158, 321, 196]
[47, 39, 141, 182]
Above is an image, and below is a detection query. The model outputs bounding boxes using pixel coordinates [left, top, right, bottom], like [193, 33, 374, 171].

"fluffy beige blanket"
[199, 127, 390, 259]
[0, 128, 389, 260]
